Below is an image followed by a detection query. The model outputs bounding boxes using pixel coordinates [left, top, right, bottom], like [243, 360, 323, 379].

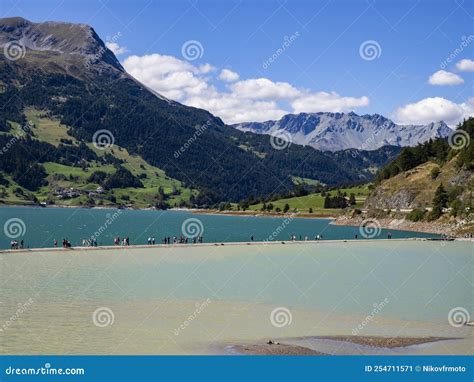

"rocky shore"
[332, 214, 473, 236]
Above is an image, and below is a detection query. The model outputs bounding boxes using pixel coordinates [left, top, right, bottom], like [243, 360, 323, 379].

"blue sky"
[1, 0, 473, 125]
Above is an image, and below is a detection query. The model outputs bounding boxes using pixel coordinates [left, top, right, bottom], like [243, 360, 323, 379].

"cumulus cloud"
[219, 69, 239, 82]
[230, 78, 300, 100]
[394, 97, 474, 126]
[187, 95, 287, 124]
[199, 63, 215, 74]
[292, 92, 370, 113]
[428, 70, 464, 86]
[123, 52, 370, 124]
[456, 59, 474, 72]
[106, 42, 128, 55]
[124, 54, 210, 101]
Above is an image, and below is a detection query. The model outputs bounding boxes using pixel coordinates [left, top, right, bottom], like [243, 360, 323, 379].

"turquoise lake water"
[0, 241, 471, 354]
[0, 207, 436, 249]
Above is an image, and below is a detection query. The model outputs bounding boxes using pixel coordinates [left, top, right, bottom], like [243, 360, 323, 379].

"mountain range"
[234, 112, 452, 152]
[0, 17, 443, 205]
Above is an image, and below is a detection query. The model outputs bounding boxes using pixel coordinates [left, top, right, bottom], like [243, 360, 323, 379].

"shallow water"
[0, 241, 471, 354]
[0, 207, 436, 249]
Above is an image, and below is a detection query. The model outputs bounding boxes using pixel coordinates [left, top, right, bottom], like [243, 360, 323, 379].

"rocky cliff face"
[366, 188, 418, 210]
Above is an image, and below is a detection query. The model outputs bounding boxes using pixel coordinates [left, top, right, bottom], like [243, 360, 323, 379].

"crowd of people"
[49, 235, 204, 248]
[51, 239, 72, 248]
[11, 231, 395, 251]
[288, 234, 324, 241]
[9, 240, 24, 249]
[82, 238, 98, 247]
[162, 236, 203, 244]
[113, 236, 130, 246]
[6, 230, 467, 251]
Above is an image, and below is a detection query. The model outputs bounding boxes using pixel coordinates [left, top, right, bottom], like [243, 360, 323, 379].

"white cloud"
[199, 63, 215, 74]
[292, 92, 370, 113]
[393, 97, 474, 126]
[122, 52, 370, 124]
[428, 70, 464, 86]
[230, 78, 300, 100]
[187, 95, 287, 124]
[456, 59, 474, 72]
[219, 69, 239, 82]
[106, 42, 128, 55]
[123, 54, 210, 101]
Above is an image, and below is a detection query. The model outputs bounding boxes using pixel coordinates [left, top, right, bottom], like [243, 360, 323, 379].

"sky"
[1, 0, 473, 125]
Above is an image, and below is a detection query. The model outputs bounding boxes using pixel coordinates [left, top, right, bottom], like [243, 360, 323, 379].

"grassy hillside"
[366, 118, 473, 221]
[366, 157, 472, 210]
[25, 107, 76, 146]
[0, 108, 194, 208]
[370, 160, 454, 207]
[248, 185, 369, 215]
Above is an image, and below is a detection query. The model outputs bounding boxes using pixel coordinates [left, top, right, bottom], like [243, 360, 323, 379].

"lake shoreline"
[0, 203, 336, 218]
[191, 209, 335, 219]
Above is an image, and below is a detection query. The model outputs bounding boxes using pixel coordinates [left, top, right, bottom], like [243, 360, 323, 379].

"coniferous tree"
[349, 193, 356, 205]
[429, 184, 448, 220]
